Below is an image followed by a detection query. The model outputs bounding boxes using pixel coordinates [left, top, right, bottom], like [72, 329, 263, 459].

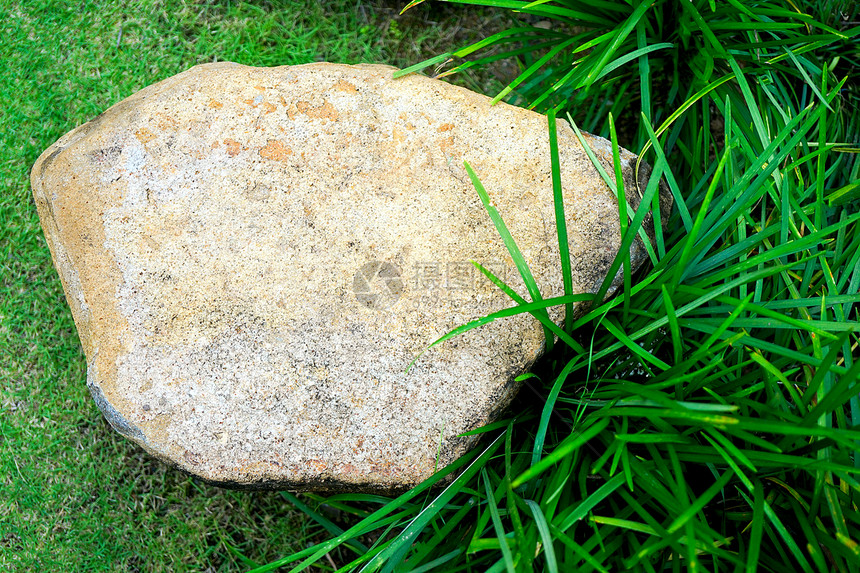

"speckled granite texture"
[31, 62, 670, 491]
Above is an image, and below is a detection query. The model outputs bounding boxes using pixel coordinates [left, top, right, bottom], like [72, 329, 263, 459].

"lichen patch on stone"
[259, 140, 293, 161]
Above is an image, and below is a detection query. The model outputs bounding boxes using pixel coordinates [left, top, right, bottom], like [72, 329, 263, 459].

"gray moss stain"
[87, 368, 145, 442]
[38, 146, 65, 179]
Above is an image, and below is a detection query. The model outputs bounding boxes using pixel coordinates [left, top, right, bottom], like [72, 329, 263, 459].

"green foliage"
[263, 0, 860, 571]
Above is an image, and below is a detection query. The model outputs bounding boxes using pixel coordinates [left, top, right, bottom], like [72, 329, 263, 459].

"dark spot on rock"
[88, 144, 122, 166]
[87, 380, 145, 442]
[38, 146, 65, 179]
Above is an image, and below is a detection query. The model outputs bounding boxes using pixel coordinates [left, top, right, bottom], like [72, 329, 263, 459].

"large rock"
[32, 62, 669, 491]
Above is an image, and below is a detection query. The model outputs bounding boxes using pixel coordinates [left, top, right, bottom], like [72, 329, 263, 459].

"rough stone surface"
[31, 62, 670, 492]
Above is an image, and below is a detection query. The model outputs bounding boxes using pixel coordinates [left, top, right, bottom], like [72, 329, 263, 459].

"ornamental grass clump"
[255, 1, 860, 571]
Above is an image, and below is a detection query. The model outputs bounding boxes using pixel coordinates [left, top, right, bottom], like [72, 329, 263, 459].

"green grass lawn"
[3, 0, 860, 571]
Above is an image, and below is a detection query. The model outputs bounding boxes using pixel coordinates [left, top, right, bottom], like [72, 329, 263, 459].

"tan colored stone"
[31, 62, 669, 491]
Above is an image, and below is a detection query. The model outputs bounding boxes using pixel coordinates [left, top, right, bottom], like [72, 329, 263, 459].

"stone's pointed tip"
[34, 62, 666, 492]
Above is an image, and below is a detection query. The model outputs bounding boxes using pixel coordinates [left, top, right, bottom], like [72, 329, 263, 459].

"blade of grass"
[481, 469, 515, 573]
[547, 107, 574, 333]
[525, 499, 559, 573]
[464, 160, 554, 350]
